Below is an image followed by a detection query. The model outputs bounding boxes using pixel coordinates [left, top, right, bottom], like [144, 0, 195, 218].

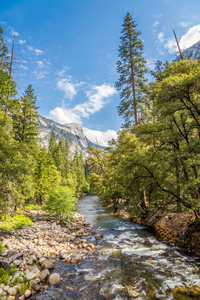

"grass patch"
[0, 215, 33, 231]
[0, 265, 17, 285]
[25, 204, 42, 210]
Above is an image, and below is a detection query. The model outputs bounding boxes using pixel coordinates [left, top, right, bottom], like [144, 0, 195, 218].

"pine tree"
[0, 26, 10, 71]
[13, 84, 39, 146]
[115, 12, 147, 128]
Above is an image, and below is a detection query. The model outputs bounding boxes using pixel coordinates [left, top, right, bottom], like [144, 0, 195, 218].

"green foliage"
[0, 214, 33, 230]
[0, 242, 5, 255]
[89, 59, 200, 218]
[18, 281, 31, 295]
[44, 186, 76, 220]
[0, 265, 16, 285]
[25, 204, 42, 210]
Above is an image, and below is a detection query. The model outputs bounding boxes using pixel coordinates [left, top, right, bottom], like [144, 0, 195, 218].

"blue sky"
[1, 0, 200, 145]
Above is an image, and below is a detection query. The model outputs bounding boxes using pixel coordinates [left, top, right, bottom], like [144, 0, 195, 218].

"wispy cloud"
[33, 70, 48, 79]
[19, 40, 26, 44]
[179, 21, 192, 28]
[165, 24, 200, 53]
[158, 32, 165, 43]
[11, 30, 19, 36]
[50, 83, 116, 125]
[20, 65, 28, 70]
[152, 21, 159, 28]
[57, 76, 79, 100]
[36, 61, 45, 68]
[27, 45, 44, 55]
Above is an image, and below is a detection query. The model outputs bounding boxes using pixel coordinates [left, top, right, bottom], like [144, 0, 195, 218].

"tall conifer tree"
[116, 12, 147, 128]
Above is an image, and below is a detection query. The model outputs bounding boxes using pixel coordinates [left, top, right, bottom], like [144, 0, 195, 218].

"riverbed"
[34, 195, 200, 299]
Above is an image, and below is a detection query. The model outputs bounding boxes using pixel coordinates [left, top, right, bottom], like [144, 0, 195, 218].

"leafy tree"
[115, 12, 147, 128]
[44, 186, 76, 220]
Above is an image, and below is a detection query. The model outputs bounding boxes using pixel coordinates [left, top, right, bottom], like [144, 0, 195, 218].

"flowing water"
[34, 196, 200, 300]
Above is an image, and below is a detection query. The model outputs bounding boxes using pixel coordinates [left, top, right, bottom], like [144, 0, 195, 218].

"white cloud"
[57, 77, 78, 100]
[35, 49, 43, 55]
[50, 107, 82, 124]
[83, 128, 118, 147]
[36, 61, 45, 68]
[75, 84, 116, 117]
[20, 65, 28, 70]
[153, 21, 159, 28]
[50, 83, 116, 125]
[19, 40, 26, 44]
[165, 24, 200, 53]
[11, 30, 19, 36]
[158, 32, 165, 43]
[0, 21, 6, 25]
[27, 45, 44, 55]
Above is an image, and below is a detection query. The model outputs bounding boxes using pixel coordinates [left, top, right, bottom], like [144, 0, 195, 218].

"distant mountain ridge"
[38, 116, 103, 156]
[174, 40, 200, 62]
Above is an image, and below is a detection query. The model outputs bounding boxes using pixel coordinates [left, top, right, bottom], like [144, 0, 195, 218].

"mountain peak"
[38, 116, 103, 157]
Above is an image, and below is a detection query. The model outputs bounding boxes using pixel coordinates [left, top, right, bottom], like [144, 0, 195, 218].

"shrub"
[0, 215, 33, 231]
[44, 186, 76, 220]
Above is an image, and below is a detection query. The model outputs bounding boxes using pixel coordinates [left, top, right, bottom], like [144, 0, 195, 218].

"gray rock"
[39, 269, 50, 282]
[41, 259, 54, 269]
[26, 272, 37, 281]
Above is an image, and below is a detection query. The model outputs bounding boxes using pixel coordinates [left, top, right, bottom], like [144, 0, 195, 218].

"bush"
[0, 215, 33, 231]
[44, 186, 76, 220]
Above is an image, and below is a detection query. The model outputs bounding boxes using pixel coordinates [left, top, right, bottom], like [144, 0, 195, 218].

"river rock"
[70, 255, 83, 264]
[39, 269, 50, 282]
[7, 296, 15, 300]
[26, 272, 37, 281]
[24, 289, 32, 298]
[41, 259, 54, 269]
[47, 240, 58, 247]
[63, 255, 72, 263]
[8, 286, 17, 295]
[18, 295, 25, 300]
[13, 259, 21, 266]
[95, 233, 103, 240]
[124, 286, 140, 298]
[48, 273, 60, 285]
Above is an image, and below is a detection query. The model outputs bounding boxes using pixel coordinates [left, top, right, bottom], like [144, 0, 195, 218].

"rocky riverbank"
[0, 210, 102, 299]
[117, 207, 200, 256]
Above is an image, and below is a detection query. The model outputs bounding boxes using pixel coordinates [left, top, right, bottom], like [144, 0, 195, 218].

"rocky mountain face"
[38, 116, 102, 157]
[174, 40, 200, 62]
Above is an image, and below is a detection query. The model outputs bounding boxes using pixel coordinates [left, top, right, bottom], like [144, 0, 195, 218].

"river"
[35, 195, 200, 300]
